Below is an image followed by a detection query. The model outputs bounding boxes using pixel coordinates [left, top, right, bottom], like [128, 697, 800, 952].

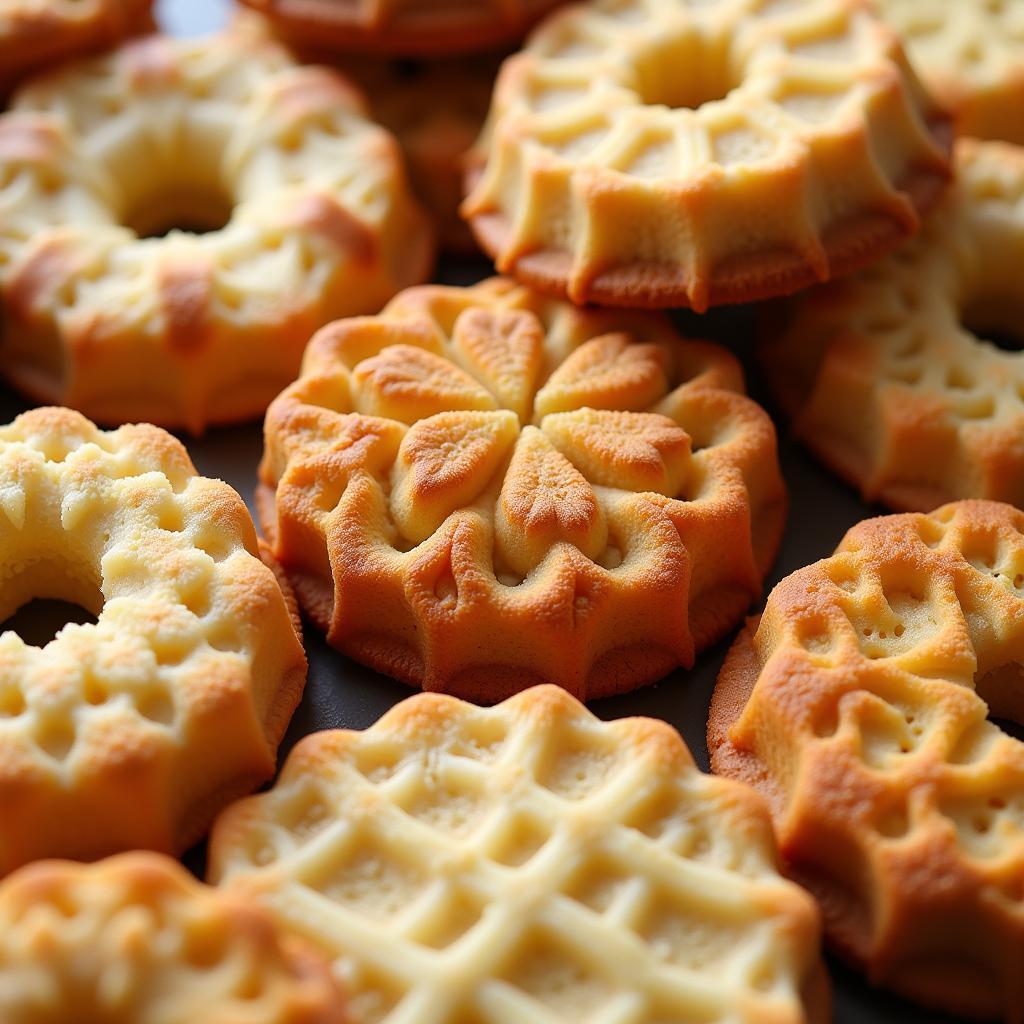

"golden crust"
[0, 406, 306, 875]
[260, 276, 785, 701]
[209, 684, 827, 1024]
[710, 499, 1024, 1019]
[237, 0, 566, 56]
[0, 28, 433, 434]
[761, 138, 1024, 512]
[462, 0, 952, 311]
[0, 852, 346, 1024]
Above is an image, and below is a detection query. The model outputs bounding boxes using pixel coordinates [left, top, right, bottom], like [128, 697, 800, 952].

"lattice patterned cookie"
[711, 500, 1024, 1019]
[238, 0, 567, 56]
[463, 0, 952, 311]
[0, 852, 347, 1024]
[761, 138, 1024, 512]
[210, 685, 827, 1024]
[259, 277, 785, 701]
[0, 27, 432, 433]
[875, 0, 1024, 145]
[0, 407, 306, 875]
[0, 0, 153, 96]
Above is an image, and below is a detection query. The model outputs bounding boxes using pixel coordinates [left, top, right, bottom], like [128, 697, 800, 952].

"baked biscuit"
[0, 852, 346, 1024]
[210, 685, 827, 1024]
[0, 407, 305, 875]
[0, 28, 432, 433]
[761, 138, 1024, 512]
[259, 277, 786, 700]
[463, 0, 952, 311]
[711, 500, 1024, 1019]
[875, 0, 1024, 144]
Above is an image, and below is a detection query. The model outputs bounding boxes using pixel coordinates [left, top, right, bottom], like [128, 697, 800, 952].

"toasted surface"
[260, 276, 785, 700]
[761, 139, 1024, 511]
[210, 684, 827, 1024]
[0, 27, 432, 433]
[0, 852, 346, 1024]
[463, 0, 951, 311]
[0, 406, 306, 874]
[875, 0, 1024, 144]
[710, 500, 1024, 1019]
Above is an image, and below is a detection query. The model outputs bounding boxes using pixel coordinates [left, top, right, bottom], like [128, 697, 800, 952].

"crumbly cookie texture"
[875, 0, 1024, 145]
[0, 28, 432, 433]
[237, 0, 566, 56]
[463, 0, 951, 311]
[761, 138, 1024, 511]
[259, 277, 785, 701]
[0, 853, 347, 1024]
[0, 0, 153, 96]
[0, 406, 306, 875]
[210, 685, 827, 1024]
[710, 500, 1024, 1020]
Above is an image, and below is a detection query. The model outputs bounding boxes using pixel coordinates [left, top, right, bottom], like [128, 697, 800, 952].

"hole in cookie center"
[631, 34, 738, 110]
[0, 599, 99, 648]
[122, 185, 234, 239]
[0, 569, 103, 648]
[962, 296, 1024, 353]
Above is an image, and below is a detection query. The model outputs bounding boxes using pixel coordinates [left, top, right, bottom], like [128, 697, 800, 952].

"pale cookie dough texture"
[259, 277, 786, 701]
[0, 28, 432, 433]
[0, 853, 347, 1024]
[209, 685, 828, 1024]
[711, 500, 1024, 1020]
[463, 0, 952, 310]
[0, 407, 306, 876]
[761, 139, 1024, 511]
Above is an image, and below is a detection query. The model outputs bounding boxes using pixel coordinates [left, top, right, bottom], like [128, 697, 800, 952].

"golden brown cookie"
[259, 277, 786, 700]
[210, 685, 828, 1024]
[761, 138, 1024, 512]
[463, 0, 952, 311]
[0, 406, 306, 875]
[0, 853, 347, 1024]
[710, 500, 1024, 1019]
[0, 28, 432, 432]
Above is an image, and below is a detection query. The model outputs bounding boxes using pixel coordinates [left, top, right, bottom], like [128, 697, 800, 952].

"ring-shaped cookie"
[761, 139, 1024, 511]
[0, 28, 433, 432]
[710, 500, 1024, 1019]
[0, 407, 306, 876]
[463, 0, 952, 310]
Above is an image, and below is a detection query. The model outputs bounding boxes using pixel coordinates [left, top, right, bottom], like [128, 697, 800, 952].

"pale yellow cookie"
[0, 852, 347, 1024]
[259, 277, 786, 700]
[210, 685, 828, 1024]
[711, 500, 1024, 1019]
[463, 0, 952, 311]
[0, 406, 306, 875]
[0, 28, 433, 433]
[761, 138, 1024, 512]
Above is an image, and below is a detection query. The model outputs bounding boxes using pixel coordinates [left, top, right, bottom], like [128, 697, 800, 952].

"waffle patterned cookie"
[259, 277, 785, 701]
[0, 0, 153, 96]
[0, 853, 347, 1024]
[463, 0, 952, 311]
[238, 0, 567, 56]
[210, 685, 827, 1024]
[876, 0, 1024, 145]
[761, 138, 1024, 512]
[0, 407, 306, 875]
[711, 500, 1024, 1019]
[0, 28, 432, 433]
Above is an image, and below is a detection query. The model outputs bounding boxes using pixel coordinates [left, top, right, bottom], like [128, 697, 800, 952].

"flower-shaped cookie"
[260, 278, 785, 700]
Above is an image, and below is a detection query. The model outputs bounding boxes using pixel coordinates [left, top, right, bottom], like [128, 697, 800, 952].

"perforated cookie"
[711, 500, 1024, 1019]
[210, 685, 827, 1024]
[463, 0, 951, 310]
[0, 407, 306, 875]
[0, 852, 346, 1024]
[761, 138, 1024, 511]
[259, 277, 786, 701]
[0, 26, 432, 432]
[875, 0, 1024, 144]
